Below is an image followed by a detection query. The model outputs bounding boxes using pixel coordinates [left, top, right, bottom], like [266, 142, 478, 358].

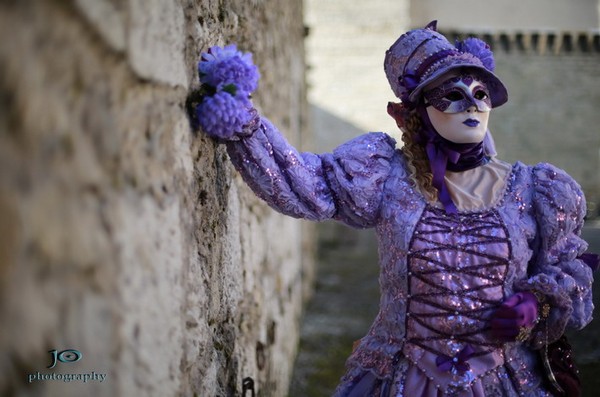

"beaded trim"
[403, 350, 507, 394]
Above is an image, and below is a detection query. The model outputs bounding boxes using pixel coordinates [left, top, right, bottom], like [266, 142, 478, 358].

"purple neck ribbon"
[416, 106, 491, 214]
[435, 344, 475, 373]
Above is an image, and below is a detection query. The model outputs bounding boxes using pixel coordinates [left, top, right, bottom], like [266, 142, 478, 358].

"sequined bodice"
[404, 206, 511, 388]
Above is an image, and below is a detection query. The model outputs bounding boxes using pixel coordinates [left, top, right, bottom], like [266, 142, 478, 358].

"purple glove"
[490, 292, 538, 342]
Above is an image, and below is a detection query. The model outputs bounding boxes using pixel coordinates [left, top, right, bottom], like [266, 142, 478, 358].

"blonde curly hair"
[399, 110, 438, 202]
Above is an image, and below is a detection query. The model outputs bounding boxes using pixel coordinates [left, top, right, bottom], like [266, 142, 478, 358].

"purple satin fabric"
[346, 372, 378, 397]
[416, 106, 491, 213]
[346, 371, 391, 397]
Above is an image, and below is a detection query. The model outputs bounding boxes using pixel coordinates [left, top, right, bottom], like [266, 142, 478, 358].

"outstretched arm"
[225, 116, 336, 221]
[192, 45, 397, 227]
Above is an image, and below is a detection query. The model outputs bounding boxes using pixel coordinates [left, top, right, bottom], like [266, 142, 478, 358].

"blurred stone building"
[412, 0, 600, 216]
[307, 0, 600, 215]
[0, 1, 311, 396]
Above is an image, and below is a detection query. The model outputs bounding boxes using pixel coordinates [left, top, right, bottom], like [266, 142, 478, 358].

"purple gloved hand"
[490, 292, 539, 342]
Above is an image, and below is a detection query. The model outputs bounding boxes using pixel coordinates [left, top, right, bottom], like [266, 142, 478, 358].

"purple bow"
[400, 72, 419, 91]
[399, 72, 419, 108]
[425, 140, 458, 214]
[436, 344, 475, 373]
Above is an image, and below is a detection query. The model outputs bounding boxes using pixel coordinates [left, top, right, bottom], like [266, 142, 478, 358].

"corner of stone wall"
[0, 1, 312, 396]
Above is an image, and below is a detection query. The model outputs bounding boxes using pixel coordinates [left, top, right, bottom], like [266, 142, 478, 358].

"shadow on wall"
[309, 104, 377, 153]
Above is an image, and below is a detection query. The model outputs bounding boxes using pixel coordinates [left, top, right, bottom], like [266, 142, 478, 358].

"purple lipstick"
[463, 119, 480, 127]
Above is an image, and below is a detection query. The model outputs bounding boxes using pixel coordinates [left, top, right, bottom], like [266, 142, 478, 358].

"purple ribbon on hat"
[436, 344, 475, 373]
[399, 72, 419, 107]
[415, 49, 460, 79]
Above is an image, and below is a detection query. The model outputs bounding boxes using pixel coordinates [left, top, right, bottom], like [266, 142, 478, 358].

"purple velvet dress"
[226, 118, 593, 397]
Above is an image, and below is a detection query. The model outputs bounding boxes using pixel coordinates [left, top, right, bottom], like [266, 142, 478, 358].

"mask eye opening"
[473, 89, 489, 100]
[444, 90, 464, 102]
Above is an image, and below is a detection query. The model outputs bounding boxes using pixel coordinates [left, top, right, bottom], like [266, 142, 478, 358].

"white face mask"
[424, 74, 491, 144]
[425, 102, 490, 144]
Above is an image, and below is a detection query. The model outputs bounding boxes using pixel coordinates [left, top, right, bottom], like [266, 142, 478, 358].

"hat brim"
[408, 64, 508, 108]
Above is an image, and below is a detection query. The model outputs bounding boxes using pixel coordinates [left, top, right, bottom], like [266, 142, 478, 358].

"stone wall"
[0, 1, 311, 396]
[411, 0, 600, 31]
[304, 0, 410, 139]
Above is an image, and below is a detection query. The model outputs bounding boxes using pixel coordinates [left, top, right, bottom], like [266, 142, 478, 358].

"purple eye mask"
[424, 74, 492, 113]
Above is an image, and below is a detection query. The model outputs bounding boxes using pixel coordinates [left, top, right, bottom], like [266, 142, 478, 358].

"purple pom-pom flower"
[196, 91, 252, 140]
[198, 44, 260, 94]
[194, 44, 260, 139]
[456, 38, 495, 72]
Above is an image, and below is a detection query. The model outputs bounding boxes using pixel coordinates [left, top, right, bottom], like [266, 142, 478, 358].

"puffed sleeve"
[225, 117, 396, 228]
[516, 163, 594, 347]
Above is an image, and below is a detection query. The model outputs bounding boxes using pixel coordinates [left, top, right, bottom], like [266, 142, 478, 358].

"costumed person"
[191, 21, 598, 397]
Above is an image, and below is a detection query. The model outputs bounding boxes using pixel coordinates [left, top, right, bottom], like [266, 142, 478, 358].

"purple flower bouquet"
[195, 44, 260, 139]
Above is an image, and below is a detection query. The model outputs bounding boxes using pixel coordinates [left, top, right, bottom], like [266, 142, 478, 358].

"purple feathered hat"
[384, 21, 508, 108]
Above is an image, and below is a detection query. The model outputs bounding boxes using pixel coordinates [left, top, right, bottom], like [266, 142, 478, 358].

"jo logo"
[47, 349, 83, 369]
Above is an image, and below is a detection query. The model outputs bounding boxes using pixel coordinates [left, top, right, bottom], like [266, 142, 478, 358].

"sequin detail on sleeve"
[226, 118, 397, 225]
[514, 163, 593, 347]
